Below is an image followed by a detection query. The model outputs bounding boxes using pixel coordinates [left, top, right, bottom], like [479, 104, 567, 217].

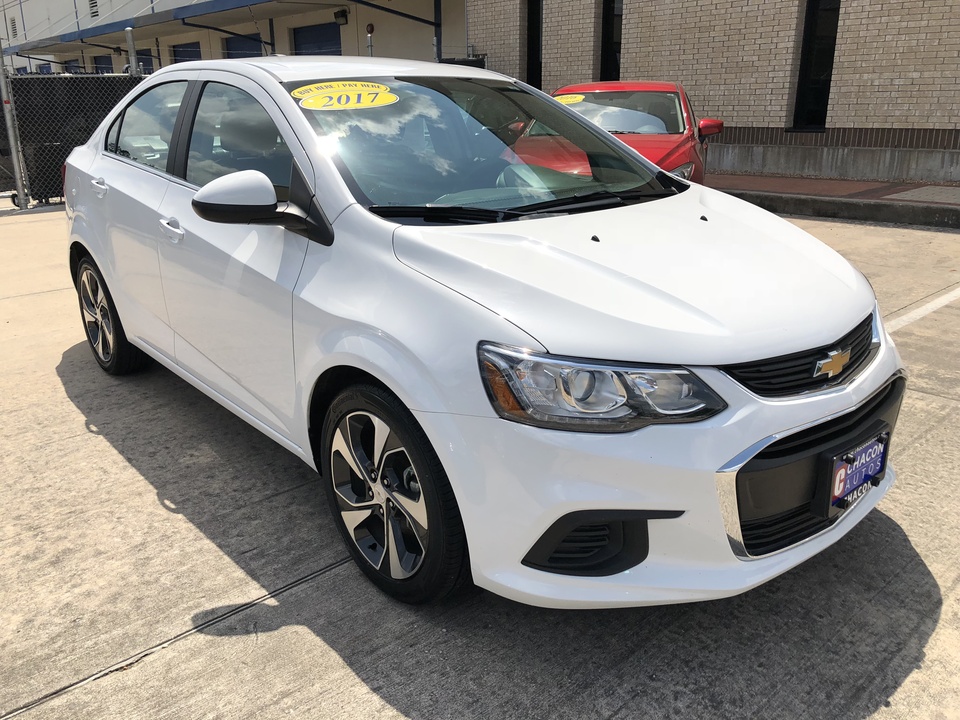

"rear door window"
[109, 82, 188, 173]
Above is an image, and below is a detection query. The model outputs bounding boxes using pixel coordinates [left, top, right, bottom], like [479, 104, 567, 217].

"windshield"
[553, 91, 685, 134]
[285, 77, 682, 213]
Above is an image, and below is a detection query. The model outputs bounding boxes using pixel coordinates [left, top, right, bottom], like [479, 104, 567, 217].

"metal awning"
[3, 0, 444, 61]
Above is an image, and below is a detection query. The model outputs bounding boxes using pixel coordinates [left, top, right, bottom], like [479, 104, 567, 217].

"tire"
[76, 257, 149, 375]
[321, 384, 470, 604]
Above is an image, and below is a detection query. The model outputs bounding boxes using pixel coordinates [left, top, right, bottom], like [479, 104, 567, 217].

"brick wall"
[466, 0, 525, 78]
[619, 0, 806, 126]
[540, 0, 603, 92]
[827, 0, 960, 129]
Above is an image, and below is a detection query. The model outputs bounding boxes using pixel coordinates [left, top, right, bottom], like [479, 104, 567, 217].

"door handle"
[159, 217, 184, 243]
[90, 178, 108, 198]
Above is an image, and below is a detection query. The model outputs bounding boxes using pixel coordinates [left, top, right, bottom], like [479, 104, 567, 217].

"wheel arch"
[69, 240, 92, 288]
[307, 364, 393, 467]
[298, 323, 494, 471]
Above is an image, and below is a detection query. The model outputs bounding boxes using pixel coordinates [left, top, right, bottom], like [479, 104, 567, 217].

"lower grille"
[522, 510, 683, 576]
[547, 523, 613, 565]
[741, 505, 833, 556]
[736, 376, 905, 556]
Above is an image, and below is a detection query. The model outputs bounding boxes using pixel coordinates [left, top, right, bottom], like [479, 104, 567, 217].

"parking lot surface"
[1, 209, 959, 719]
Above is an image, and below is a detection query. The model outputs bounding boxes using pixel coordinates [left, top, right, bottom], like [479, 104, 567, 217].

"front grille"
[741, 505, 833, 556]
[722, 314, 875, 397]
[736, 376, 906, 556]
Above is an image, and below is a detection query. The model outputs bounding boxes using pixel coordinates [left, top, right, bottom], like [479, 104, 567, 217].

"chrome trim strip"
[716, 368, 906, 560]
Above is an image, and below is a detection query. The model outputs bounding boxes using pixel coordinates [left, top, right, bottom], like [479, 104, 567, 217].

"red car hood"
[616, 133, 690, 169]
[513, 133, 692, 176]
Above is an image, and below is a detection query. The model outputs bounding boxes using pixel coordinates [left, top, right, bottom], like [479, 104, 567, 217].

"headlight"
[478, 343, 726, 433]
[668, 162, 695, 180]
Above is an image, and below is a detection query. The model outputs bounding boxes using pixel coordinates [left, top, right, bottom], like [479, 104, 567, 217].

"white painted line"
[886, 284, 960, 333]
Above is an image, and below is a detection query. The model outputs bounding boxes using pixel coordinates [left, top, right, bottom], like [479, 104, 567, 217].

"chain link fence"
[0, 148, 16, 194]
[2, 72, 143, 205]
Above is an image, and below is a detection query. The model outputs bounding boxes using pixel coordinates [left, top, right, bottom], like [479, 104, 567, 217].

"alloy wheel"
[79, 266, 115, 364]
[329, 411, 429, 580]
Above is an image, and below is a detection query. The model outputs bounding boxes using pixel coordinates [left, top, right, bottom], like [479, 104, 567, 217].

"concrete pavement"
[1, 210, 959, 719]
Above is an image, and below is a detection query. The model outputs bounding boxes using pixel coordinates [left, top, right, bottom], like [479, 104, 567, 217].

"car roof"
[554, 81, 681, 94]
[151, 56, 510, 84]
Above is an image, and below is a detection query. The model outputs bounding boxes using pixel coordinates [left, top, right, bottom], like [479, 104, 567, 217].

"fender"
[291, 210, 546, 463]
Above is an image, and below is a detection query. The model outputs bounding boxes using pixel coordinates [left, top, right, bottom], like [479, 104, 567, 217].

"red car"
[513, 81, 723, 184]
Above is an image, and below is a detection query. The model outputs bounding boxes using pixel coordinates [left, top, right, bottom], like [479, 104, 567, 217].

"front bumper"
[413, 332, 904, 609]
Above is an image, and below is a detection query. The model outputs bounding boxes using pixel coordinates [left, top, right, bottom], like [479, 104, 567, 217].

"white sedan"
[65, 57, 905, 608]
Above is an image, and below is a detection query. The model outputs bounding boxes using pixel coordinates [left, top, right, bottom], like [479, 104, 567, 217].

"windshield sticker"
[554, 94, 585, 105]
[291, 81, 399, 111]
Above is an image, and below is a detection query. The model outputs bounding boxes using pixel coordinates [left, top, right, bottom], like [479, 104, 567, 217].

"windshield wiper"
[369, 185, 680, 223]
[368, 205, 524, 224]
[509, 186, 678, 215]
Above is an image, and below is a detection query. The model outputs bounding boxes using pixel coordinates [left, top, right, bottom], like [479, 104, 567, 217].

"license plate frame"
[815, 424, 890, 519]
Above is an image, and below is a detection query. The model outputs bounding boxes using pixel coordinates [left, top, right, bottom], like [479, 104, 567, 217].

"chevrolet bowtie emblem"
[814, 348, 852, 379]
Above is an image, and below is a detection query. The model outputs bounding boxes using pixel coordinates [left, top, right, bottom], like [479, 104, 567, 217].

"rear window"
[554, 91, 685, 134]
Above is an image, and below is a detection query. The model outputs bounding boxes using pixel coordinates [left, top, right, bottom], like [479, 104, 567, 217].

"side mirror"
[192, 170, 280, 224]
[192, 165, 334, 246]
[698, 118, 724, 140]
[508, 120, 527, 136]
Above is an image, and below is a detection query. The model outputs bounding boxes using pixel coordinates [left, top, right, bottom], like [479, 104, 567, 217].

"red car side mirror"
[698, 118, 724, 139]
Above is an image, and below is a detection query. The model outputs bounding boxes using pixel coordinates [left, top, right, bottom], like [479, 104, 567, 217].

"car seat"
[646, 98, 677, 132]
[217, 109, 292, 189]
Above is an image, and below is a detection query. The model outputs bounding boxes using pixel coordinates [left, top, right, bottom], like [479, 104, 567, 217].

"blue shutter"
[292, 23, 342, 56]
[93, 55, 113, 73]
[224, 34, 262, 59]
[172, 42, 202, 63]
[136, 49, 154, 74]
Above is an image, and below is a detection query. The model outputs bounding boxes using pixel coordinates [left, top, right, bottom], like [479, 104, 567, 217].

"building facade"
[1, 0, 469, 74]
[468, 0, 960, 182]
[3, 0, 958, 181]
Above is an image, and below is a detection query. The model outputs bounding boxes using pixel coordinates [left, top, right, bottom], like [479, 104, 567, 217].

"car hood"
[392, 185, 875, 365]
[618, 133, 690, 169]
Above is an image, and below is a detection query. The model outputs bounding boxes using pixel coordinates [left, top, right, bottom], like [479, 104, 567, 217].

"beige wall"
[620, 0, 806, 126]
[540, 0, 602, 92]
[465, 0, 525, 79]
[827, 0, 960, 129]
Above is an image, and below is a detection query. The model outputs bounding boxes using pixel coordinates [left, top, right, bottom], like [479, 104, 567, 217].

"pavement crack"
[253, 479, 317, 504]
[904, 387, 960, 406]
[0, 287, 73, 302]
[0, 557, 352, 719]
[884, 279, 960, 318]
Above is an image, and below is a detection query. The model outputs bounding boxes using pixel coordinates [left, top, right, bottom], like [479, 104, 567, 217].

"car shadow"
[56, 342, 941, 719]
